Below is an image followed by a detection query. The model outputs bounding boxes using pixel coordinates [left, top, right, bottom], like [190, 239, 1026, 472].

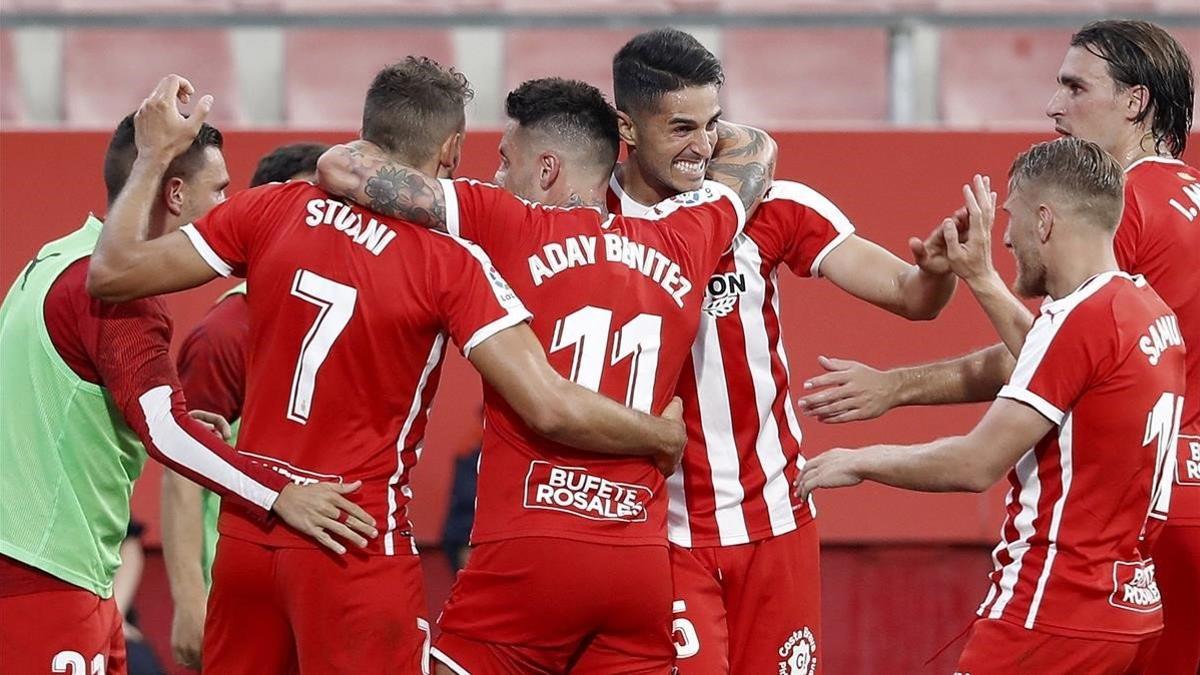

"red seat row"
[1, 26, 1195, 128]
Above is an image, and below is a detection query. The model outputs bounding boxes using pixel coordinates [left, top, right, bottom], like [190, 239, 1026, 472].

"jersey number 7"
[287, 269, 358, 424]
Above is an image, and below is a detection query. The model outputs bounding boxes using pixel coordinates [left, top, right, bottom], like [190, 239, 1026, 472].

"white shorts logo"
[777, 627, 817, 675]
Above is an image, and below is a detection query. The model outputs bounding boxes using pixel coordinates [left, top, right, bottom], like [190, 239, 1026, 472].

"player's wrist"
[963, 267, 1004, 294]
[883, 367, 913, 408]
[132, 150, 175, 172]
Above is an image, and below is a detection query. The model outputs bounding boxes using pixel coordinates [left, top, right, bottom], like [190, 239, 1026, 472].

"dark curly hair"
[506, 77, 619, 172]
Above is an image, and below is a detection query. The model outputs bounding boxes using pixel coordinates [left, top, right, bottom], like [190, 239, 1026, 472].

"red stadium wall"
[6, 129, 1170, 547]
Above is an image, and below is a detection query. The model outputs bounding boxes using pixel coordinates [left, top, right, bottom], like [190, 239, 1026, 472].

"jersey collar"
[1040, 270, 1143, 315]
[1125, 155, 1184, 173]
[608, 170, 656, 217]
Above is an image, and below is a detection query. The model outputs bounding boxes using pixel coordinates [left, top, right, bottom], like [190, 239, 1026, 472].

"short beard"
[1013, 260, 1048, 298]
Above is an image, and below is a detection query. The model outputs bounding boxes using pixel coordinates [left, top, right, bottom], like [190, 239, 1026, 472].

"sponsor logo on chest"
[1108, 560, 1162, 612]
[702, 272, 747, 318]
[523, 460, 652, 522]
[1180, 435, 1200, 485]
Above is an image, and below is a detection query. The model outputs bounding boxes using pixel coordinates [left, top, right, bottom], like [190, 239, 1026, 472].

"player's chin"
[669, 173, 706, 194]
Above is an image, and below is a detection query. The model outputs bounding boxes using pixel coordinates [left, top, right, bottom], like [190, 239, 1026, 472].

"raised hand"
[943, 174, 1000, 285]
[133, 74, 214, 162]
[909, 206, 968, 276]
[270, 481, 378, 555]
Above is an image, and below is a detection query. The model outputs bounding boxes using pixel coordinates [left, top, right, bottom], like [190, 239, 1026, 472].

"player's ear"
[1037, 204, 1054, 243]
[440, 131, 464, 176]
[539, 152, 559, 191]
[1124, 84, 1151, 122]
[163, 176, 185, 217]
[616, 110, 637, 149]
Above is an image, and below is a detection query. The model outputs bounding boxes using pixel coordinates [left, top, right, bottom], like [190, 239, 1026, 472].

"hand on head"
[134, 74, 214, 162]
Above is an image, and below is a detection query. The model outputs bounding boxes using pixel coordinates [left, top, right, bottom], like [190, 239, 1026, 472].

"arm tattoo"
[708, 160, 771, 212]
[363, 167, 447, 232]
[708, 124, 775, 211]
[341, 143, 448, 232]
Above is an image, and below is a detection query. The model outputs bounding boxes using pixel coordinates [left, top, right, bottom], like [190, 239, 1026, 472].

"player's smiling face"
[630, 85, 721, 196]
[1002, 181, 1049, 298]
[1046, 46, 1130, 158]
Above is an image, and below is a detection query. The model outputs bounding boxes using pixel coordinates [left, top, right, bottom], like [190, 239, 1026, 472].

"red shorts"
[1148, 523, 1200, 674]
[432, 537, 674, 674]
[0, 585, 126, 675]
[203, 536, 430, 674]
[670, 520, 821, 674]
[956, 619, 1159, 675]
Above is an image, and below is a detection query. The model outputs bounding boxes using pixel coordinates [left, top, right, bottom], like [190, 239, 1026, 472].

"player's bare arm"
[816, 233, 957, 322]
[161, 467, 206, 669]
[795, 397, 1052, 499]
[87, 75, 223, 303]
[798, 344, 1015, 423]
[708, 121, 777, 214]
[317, 140, 449, 231]
[468, 323, 686, 476]
[945, 174, 1035, 355]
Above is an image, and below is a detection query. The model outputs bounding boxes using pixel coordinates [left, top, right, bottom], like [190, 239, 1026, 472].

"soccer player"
[316, 72, 771, 673]
[88, 68, 688, 675]
[0, 115, 371, 675]
[798, 137, 1182, 675]
[800, 21, 1199, 672]
[161, 141, 329, 670]
[602, 28, 959, 673]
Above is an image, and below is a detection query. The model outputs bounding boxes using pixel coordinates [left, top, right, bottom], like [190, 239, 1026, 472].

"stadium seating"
[710, 0, 934, 12]
[503, 28, 640, 103]
[281, 0, 497, 12]
[58, 0, 235, 11]
[284, 29, 455, 127]
[502, 0, 671, 14]
[63, 29, 241, 128]
[936, 0, 1108, 12]
[720, 28, 890, 126]
[0, 31, 23, 126]
[938, 28, 1074, 127]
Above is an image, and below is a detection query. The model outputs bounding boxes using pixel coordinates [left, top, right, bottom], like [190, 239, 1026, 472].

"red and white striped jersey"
[182, 181, 530, 556]
[980, 272, 1184, 640]
[609, 175, 853, 547]
[1115, 157, 1200, 526]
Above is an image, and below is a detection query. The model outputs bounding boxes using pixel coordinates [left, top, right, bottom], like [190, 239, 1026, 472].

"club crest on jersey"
[702, 272, 746, 318]
[777, 627, 817, 675]
[1108, 560, 1162, 613]
[523, 461, 651, 522]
